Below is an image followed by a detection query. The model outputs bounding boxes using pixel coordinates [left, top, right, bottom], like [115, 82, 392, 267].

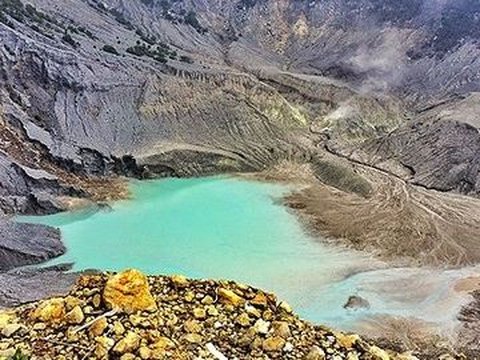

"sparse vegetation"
[0, 0, 95, 45]
[110, 8, 134, 30]
[180, 55, 193, 64]
[101, 44, 119, 55]
[126, 41, 177, 63]
[184, 10, 207, 34]
[62, 32, 79, 48]
[8, 349, 30, 360]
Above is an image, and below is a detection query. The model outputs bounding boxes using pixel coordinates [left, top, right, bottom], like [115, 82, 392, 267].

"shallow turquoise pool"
[19, 176, 474, 332]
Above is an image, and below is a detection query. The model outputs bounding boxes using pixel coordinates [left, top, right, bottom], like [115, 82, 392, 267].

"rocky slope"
[0, 269, 436, 359]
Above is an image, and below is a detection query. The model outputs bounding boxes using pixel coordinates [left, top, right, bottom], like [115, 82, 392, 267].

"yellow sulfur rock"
[170, 274, 189, 287]
[0, 312, 14, 329]
[65, 305, 85, 325]
[152, 337, 175, 350]
[262, 336, 286, 352]
[103, 269, 157, 313]
[89, 317, 108, 337]
[30, 298, 66, 324]
[95, 336, 115, 358]
[139, 346, 152, 359]
[369, 346, 391, 360]
[113, 331, 141, 354]
[217, 288, 244, 307]
[336, 332, 360, 349]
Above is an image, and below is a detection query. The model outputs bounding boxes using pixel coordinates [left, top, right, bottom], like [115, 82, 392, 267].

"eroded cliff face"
[2, 0, 480, 215]
[0, 0, 475, 212]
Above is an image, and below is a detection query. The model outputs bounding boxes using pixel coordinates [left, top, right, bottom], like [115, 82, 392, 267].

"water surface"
[19, 176, 476, 332]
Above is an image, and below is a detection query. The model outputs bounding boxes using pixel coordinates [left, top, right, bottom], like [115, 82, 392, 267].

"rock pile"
[0, 269, 419, 359]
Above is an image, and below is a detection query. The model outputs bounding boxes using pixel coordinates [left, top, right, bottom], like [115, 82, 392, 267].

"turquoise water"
[18, 177, 475, 331]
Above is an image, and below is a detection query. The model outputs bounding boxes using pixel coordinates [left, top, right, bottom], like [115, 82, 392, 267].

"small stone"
[347, 353, 360, 360]
[343, 295, 370, 310]
[218, 288, 244, 307]
[113, 331, 141, 354]
[193, 308, 207, 319]
[103, 269, 157, 313]
[129, 314, 146, 327]
[120, 354, 136, 360]
[284, 342, 294, 352]
[95, 336, 115, 358]
[306, 346, 326, 360]
[65, 306, 85, 325]
[206, 305, 219, 316]
[84, 306, 94, 315]
[250, 293, 269, 308]
[369, 346, 390, 360]
[245, 304, 261, 318]
[251, 337, 263, 350]
[236, 313, 251, 327]
[66, 328, 80, 342]
[0, 312, 14, 328]
[139, 346, 152, 359]
[112, 321, 126, 336]
[1, 324, 26, 337]
[171, 275, 189, 287]
[179, 291, 193, 303]
[263, 309, 274, 320]
[183, 333, 203, 344]
[30, 298, 66, 324]
[32, 323, 46, 331]
[213, 321, 223, 329]
[253, 319, 270, 334]
[65, 296, 82, 311]
[262, 336, 286, 352]
[336, 333, 360, 349]
[272, 321, 291, 339]
[201, 295, 214, 305]
[92, 294, 102, 308]
[152, 336, 175, 350]
[0, 349, 16, 358]
[278, 301, 293, 313]
[89, 317, 108, 337]
[184, 319, 202, 333]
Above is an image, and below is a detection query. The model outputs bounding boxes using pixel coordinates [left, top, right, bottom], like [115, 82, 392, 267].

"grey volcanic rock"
[343, 295, 370, 310]
[0, 220, 65, 271]
[0, 151, 79, 215]
[0, 0, 479, 212]
[349, 119, 480, 195]
[0, 264, 81, 308]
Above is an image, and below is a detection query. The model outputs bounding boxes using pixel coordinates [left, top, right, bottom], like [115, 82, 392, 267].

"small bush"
[9, 349, 30, 360]
[102, 44, 119, 55]
[62, 33, 79, 48]
[180, 55, 193, 64]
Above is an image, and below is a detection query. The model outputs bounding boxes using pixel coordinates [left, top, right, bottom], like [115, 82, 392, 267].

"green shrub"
[9, 349, 30, 360]
[102, 44, 119, 55]
[180, 55, 193, 64]
[62, 32, 79, 48]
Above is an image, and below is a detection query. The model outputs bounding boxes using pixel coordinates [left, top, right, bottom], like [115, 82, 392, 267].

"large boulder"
[103, 269, 157, 313]
[0, 220, 65, 271]
[0, 265, 81, 308]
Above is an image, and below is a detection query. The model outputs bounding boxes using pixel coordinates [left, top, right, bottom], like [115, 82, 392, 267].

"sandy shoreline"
[243, 161, 480, 357]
